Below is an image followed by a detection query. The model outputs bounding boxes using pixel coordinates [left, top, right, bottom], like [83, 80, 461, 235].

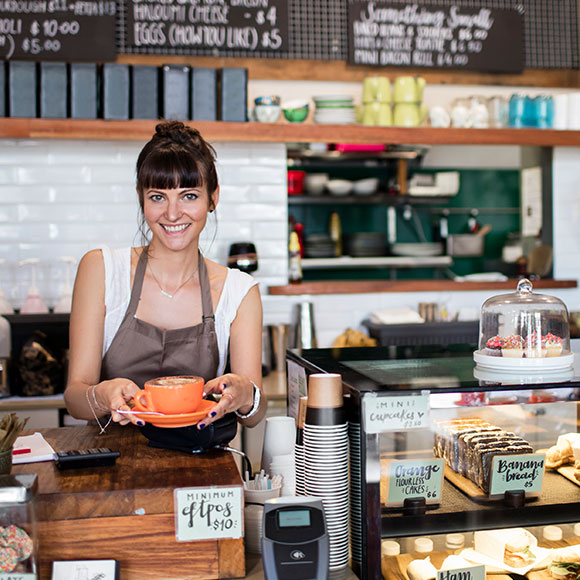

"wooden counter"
[13, 425, 244, 580]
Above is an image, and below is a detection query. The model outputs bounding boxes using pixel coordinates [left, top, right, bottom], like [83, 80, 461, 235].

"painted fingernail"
[199, 423, 206, 429]
[221, 384, 227, 391]
[210, 411, 217, 417]
[136, 420, 145, 427]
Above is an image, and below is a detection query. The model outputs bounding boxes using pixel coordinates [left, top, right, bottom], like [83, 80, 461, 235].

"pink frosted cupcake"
[544, 333, 563, 357]
[525, 331, 547, 358]
[502, 334, 525, 358]
[485, 335, 506, 356]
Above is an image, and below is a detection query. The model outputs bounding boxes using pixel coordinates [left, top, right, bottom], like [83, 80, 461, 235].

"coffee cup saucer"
[129, 399, 218, 428]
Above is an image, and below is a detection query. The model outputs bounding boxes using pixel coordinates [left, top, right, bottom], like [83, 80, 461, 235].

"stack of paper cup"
[303, 373, 349, 570]
[295, 396, 308, 496]
[269, 453, 296, 496]
[261, 416, 296, 474]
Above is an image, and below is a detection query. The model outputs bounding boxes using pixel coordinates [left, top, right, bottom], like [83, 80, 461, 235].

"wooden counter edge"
[268, 279, 578, 295]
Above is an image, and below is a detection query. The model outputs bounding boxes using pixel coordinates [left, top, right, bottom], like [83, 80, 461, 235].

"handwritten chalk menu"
[383, 458, 444, 506]
[364, 393, 430, 434]
[0, 0, 116, 60]
[347, 1, 524, 74]
[174, 485, 243, 542]
[126, 0, 288, 54]
[489, 453, 545, 496]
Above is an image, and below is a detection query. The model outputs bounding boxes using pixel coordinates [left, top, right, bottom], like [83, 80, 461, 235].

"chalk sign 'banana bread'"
[434, 418, 533, 493]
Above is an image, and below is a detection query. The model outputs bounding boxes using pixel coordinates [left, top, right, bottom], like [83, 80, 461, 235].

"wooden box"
[13, 426, 244, 580]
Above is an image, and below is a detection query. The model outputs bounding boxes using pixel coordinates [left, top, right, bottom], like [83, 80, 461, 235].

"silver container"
[446, 234, 485, 257]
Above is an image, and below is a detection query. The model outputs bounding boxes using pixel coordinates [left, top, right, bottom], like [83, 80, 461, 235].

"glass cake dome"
[474, 279, 573, 370]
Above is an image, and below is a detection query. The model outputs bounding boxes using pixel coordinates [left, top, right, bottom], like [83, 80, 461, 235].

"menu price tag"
[364, 393, 430, 434]
[383, 458, 444, 506]
[437, 564, 485, 580]
[347, 1, 524, 73]
[126, 0, 288, 53]
[489, 453, 545, 496]
[0, 3, 116, 61]
[174, 485, 243, 542]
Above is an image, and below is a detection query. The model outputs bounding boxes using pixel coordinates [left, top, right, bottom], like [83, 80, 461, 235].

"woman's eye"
[150, 194, 164, 202]
[184, 193, 198, 201]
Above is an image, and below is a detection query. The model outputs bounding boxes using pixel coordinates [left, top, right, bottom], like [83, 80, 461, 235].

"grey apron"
[100, 247, 219, 387]
[100, 248, 238, 452]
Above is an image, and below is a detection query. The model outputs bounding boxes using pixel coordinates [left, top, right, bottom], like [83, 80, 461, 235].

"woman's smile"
[162, 223, 191, 233]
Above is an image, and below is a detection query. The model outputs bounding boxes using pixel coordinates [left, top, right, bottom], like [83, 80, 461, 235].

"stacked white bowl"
[313, 95, 356, 125]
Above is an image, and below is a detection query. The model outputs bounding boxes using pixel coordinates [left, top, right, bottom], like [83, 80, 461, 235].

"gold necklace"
[148, 262, 199, 299]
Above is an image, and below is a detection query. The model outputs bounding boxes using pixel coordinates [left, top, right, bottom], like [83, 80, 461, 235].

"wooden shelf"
[2, 118, 580, 146]
[268, 278, 578, 295]
[302, 256, 453, 270]
[288, 193, 453, 205]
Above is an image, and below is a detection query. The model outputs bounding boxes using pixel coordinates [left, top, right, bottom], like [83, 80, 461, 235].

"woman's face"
[143, 185, 218, 251]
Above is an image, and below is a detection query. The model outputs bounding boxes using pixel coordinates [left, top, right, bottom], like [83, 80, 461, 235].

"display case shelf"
[382, 470, 580, 538]
[3, 118, 580, 146]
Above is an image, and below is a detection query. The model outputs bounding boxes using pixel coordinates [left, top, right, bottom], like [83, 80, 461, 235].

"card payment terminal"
[262, 496, 329, 580]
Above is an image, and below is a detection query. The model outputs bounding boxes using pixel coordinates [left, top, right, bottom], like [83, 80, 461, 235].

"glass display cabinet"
[288, 343, 580, 580]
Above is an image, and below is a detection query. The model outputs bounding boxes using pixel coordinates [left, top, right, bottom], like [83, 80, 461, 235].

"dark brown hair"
[136, 121, 218, 211]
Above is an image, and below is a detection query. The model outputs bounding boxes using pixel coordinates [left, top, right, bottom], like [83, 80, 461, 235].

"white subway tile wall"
[1, 139, 579, 346]
[0, 138, 288, 309]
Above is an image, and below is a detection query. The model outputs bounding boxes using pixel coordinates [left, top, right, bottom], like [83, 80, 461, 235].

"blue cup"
[508, 94, 526, 128]
[534, 95, 554, 129]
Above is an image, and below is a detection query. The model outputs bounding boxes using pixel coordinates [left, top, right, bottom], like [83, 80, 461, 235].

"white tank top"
[99, 246, 258, 376]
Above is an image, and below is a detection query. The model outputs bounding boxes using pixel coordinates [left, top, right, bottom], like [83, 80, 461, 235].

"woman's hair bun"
[154, 121, 210, 154]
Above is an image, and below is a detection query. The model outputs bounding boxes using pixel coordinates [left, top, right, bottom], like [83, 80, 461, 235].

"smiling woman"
[64, 121, 266, 445]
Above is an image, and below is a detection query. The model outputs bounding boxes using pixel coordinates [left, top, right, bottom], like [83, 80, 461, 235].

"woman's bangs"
[138, 149, 204, 191]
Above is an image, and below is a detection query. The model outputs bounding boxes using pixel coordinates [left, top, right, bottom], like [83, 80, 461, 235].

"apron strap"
[127, 248, 149, 317]
[198, 251, 215, 322]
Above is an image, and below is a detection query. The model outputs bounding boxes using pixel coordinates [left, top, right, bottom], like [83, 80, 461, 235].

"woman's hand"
[198, 373, 256, 429]
[92, 379, 142, 426]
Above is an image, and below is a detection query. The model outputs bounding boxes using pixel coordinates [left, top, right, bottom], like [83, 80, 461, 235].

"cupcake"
[502, 334, 525, 357]
[544, 333, 563, 357]
[485, 335, 505, 356]
[525, 331, 547, 358]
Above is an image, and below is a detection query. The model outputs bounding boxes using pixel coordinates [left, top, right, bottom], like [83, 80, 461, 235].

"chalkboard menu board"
[347, 1, 524, 73]
[0, 0, 116, 61]
[125, 0, 288, 54]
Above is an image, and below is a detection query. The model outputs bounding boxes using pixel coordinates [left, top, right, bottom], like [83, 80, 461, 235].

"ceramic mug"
[393, 76, 426, 103]
[134, 375, 204, 415]
[362, 102, 392, 126]
[362, 76, 391, 103]
[393, 103, 427, 127]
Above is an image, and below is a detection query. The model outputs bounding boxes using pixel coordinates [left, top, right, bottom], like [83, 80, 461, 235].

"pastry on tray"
[434, 418, 533, 493]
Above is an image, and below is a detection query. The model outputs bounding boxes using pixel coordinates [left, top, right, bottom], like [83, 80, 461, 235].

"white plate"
[473, 350, 575, 371]
[460, 547, 552, 575]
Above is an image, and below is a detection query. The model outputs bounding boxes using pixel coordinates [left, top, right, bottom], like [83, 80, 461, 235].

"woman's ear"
[209, 185, 220, 213]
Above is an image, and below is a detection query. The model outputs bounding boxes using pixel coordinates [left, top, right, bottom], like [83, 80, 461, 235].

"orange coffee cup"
[133, 375, 204, 415]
